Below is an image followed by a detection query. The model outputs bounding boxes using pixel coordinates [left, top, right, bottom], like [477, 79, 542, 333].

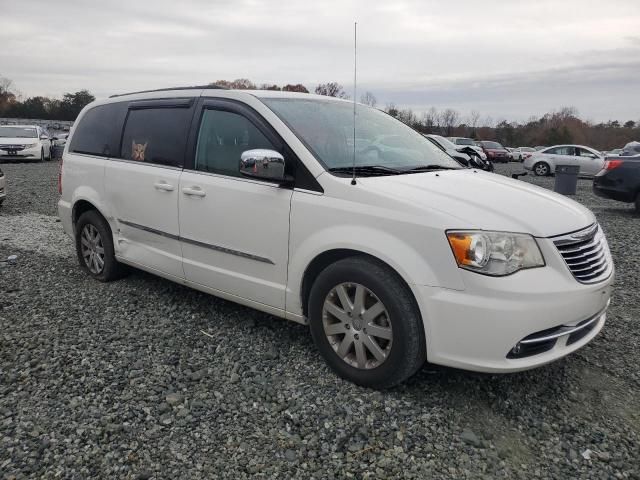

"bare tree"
[315, 82, 349, 99]
[360, 91, 377, 107]
[385, 103, 399, 118]
[0, 76, 12, 96]
[440, 108, 460, 136]
[422, 107, 439, 133]
[469, 110, 480, 129]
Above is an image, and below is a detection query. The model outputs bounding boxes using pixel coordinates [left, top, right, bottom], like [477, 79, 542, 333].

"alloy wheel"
[80, 224, 105, 274]
[322, 282, 393, 369]
[535, 163, 548, 176]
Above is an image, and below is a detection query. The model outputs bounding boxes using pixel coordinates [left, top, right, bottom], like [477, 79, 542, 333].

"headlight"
[24, 143, 38, 148]
[446, 230, 544, 276]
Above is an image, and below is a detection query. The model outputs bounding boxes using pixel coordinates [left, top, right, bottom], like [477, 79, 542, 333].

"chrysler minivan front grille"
[552, 224, 612, 284]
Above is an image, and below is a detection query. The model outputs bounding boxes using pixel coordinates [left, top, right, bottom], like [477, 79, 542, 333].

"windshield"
[261, 98, 461, 173]
[481, 141, 504, 149]
[0, 126, 37, 138]
[454, 138, 475, 146]
[430, 135, 458, 150]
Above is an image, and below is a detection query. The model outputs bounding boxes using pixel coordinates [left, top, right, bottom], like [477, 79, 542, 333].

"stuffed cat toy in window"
[132, 141, 148, 161]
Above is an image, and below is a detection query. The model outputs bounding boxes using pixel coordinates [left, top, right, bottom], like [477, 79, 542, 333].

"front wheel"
[308, 256, 426, 388]
[533, 161, 550, 176]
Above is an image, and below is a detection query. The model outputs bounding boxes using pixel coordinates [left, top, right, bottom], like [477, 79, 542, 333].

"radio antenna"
[351, 21, 357, 186]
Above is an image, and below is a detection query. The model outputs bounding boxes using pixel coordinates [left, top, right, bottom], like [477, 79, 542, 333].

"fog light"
[511, 344, 521, 356]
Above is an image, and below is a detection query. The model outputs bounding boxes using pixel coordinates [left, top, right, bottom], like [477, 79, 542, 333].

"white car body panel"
[178, 170, 292, 310]
[105, 160, 184, 279]
[58, 89, 614, 374]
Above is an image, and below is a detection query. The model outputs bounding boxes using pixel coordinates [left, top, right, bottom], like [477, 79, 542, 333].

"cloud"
[1, 0, 639, 121]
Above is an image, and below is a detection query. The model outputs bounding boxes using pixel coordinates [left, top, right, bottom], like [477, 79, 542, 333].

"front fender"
[286, 222, 464, 317]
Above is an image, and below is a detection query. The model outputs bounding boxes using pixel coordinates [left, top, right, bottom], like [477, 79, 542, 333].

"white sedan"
[523, 145, 604, 176]
[0, 125, 52, 162]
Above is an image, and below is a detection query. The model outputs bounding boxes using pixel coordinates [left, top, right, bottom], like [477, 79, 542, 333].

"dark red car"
[478, 141, 510, 163]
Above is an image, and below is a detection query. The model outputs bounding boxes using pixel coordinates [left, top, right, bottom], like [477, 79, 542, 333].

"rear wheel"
[308, 256, 426, 388]
[533, 161, 550, 176]
[75, 210, 126, 282]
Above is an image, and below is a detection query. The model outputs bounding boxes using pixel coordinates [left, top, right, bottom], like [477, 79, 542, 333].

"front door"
[178, 102, 292, 309]
[575, 147, 604, 175]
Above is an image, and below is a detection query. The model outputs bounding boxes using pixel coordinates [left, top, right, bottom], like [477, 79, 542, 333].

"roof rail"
[109, 84, 227, 98]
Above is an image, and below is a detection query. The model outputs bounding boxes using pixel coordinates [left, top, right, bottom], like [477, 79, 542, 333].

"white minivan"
[58, 87, 614, 388]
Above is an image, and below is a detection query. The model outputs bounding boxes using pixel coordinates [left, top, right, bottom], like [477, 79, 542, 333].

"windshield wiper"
[328, 165, 403, 176]
[401, 165, 459, 173]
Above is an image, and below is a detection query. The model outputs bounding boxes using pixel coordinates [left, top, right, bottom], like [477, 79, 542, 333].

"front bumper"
[0, 145, 40, 160]
[413, 236, 613, 372]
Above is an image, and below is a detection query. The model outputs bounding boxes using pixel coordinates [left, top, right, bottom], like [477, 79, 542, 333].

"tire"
[308, 256, 426, 389]
[533, 161, 550, 176]
[40, 148, 45, 162]
[635, 193, 640, 213]
[75, 210, 126, 282]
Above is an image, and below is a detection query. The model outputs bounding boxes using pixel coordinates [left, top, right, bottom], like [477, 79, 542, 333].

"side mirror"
[240, 149, 289, 184]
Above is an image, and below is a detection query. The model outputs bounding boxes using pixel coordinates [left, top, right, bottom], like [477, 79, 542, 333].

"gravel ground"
[0, 161, 639, 479]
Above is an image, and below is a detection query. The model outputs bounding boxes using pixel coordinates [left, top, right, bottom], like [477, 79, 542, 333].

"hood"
[0, 137, 37, 145]
[359, 170, 595, 237]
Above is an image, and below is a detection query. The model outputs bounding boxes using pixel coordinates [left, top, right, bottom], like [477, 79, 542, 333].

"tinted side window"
[69, 103, 127, 157]
[121, 107, 192, 167]
[194, 109, 276, 177]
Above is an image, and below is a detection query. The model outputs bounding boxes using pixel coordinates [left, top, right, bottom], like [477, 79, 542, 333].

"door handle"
[154, 181, 175, 192]
[182, 186, 206, 197]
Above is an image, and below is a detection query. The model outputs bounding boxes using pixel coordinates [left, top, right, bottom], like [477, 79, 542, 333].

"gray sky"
[2, 0, 639, 122]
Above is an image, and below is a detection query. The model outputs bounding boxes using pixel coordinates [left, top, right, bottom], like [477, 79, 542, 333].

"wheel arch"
[71, 198, 110, 234]
[299, 248, 418, 319]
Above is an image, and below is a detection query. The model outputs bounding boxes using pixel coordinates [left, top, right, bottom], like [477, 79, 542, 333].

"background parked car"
[448, 137, 488, 160]
[477, 140, 510, 163]
[0, 125, 52, 162]
[50, 133, 69, 159]
[603, 148, 622, 157]
[523, 145, 604, 176]
[424, 134, 494, 171]
[505, 147, 515, 161]
[512, 146, 536, 161]
[620, 141, 640, 157]
[593, 157, 640, 212]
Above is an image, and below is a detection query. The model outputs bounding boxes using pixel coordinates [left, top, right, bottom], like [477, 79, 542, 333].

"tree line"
[2, 74, 637, 150]
[1, 76, 95, 121]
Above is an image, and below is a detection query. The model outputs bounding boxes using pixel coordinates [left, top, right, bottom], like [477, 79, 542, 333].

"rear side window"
[69, 103, 127, 157]
[194, 109, 276, 177]
[121, 107, 192, 167]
